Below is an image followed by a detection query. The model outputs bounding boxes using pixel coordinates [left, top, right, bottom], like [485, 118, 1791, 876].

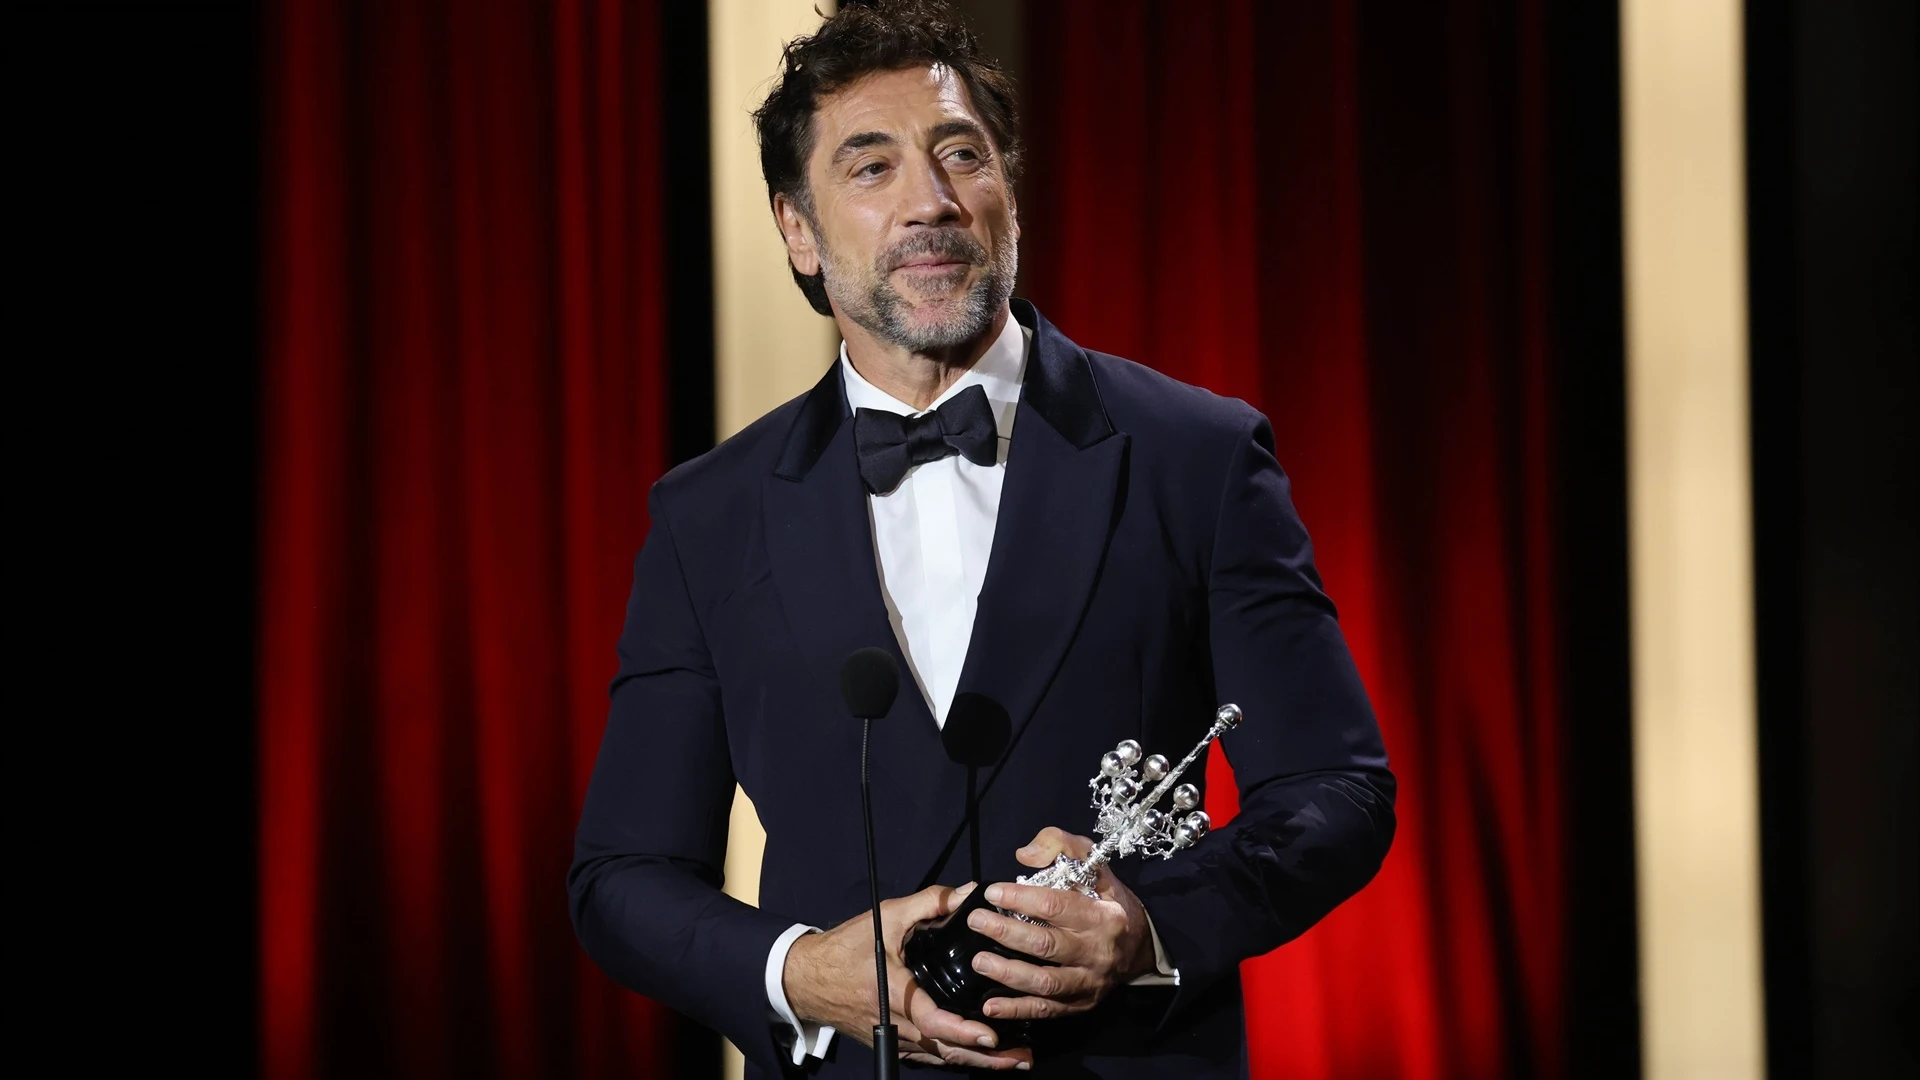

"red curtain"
[261, 1, 1580, 1076]
[1023, 2, 1564, 1077]
[258, 1, 679, 1076]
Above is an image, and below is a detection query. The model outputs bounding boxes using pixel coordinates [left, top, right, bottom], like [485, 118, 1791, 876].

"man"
[569, 2, 1395, 1075]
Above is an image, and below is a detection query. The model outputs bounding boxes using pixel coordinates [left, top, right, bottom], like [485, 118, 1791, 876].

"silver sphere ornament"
[1009, 703, 1242, 899]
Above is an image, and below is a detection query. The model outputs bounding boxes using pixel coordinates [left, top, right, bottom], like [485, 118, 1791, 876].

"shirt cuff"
[1128, 908, 1181, 987]
[766, 922, 837, 1064]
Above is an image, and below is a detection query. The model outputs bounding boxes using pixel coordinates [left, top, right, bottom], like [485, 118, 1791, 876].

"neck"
[839, 304, 1012, 411]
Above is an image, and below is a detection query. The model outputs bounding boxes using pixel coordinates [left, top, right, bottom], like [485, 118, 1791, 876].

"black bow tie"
[853, 383, 1000, 495]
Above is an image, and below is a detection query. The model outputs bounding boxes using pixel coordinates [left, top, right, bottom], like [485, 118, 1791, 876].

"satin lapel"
[763, 366, 944, 890]
[905, 301, 1128, 886]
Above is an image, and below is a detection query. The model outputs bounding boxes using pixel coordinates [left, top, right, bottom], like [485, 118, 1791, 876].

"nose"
[899, 152, 963, 229]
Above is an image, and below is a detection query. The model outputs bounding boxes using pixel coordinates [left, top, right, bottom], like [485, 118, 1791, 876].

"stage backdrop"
[1019, 2, 1579, 1077]
[260, 1, 1627, 1078]
[258, 1, 692, 1076]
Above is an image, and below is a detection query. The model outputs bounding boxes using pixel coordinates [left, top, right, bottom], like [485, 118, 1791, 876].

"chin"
[906, 298, 975, 328]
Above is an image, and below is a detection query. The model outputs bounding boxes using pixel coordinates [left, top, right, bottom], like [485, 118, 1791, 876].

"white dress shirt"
[763, 314, 1174, 1064]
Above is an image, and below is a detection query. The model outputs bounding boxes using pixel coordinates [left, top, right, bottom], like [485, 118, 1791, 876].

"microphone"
[840, 647, 901, 1080]
[943, 693, 1011, 884]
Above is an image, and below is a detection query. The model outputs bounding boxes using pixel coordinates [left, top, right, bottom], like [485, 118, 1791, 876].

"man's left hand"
[964, 826, 1158, 1021]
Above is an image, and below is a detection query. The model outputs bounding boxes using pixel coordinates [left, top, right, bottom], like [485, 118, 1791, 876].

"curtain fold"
[259, 1, 677, 1076]
[1023, 2, 1565, 1076]
[261, 1, 1587, 1075]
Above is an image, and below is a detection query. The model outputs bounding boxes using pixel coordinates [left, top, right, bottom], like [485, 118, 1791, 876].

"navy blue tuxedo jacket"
[570, 301, 1395, 1078]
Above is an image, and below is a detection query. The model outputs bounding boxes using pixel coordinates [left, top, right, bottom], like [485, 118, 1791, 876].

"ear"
[773, 193, 821, 277]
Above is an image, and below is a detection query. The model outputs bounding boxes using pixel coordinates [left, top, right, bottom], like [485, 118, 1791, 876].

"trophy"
[902, 704, 1244, 1033]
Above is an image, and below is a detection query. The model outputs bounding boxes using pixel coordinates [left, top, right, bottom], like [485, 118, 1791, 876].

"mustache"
[882, 230, 987, 271]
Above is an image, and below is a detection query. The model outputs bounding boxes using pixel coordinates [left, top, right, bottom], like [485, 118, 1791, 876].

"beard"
[819, 225, 1018, 352]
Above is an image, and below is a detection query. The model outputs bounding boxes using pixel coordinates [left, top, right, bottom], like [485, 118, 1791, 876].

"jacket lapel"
[905, 301, 1129, 886]
[762, 363, 946, 888]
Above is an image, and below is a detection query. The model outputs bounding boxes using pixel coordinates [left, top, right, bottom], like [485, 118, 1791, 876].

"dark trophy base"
[902, 886, 1043, 1047]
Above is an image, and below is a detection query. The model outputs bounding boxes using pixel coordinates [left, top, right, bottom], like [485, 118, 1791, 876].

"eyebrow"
[927, 119, 989, 146]
[828, 120, 992, 166]
[830, 131, 896, 166]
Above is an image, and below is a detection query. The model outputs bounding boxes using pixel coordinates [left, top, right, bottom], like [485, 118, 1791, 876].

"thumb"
[1015, 843, 1055, 869]
[1018, 825, 1093, 867]
[904, 882, 963, 921]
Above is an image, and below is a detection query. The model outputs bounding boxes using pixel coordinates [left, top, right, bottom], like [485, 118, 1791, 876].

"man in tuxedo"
[569, 2, 1395, 1075]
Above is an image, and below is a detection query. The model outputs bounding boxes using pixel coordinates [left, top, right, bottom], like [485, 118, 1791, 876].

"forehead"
[811, 64, 981, 154]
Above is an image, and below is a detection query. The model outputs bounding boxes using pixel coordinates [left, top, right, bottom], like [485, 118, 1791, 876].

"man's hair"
[752, 0, 1024, 316]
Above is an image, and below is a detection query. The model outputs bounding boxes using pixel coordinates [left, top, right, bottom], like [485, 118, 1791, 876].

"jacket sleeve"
[1127, 411, 1397, 1021]
[568, 486, 797, 1074]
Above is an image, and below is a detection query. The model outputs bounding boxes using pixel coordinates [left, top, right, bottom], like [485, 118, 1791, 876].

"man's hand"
[783, 883, 1034, 1070]
[965, 827, 1159, 1021]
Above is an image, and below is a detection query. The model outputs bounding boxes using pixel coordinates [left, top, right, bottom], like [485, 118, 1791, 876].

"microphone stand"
[966, 763, 982, 884]
[862, 716, 899, 1079]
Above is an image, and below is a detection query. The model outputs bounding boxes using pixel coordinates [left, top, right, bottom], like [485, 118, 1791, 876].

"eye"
[942, 145, 987, 172]
[856, 160, 888, 178]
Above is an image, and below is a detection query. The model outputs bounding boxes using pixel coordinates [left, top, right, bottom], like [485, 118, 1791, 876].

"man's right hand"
[784, 883, 1034, 1070]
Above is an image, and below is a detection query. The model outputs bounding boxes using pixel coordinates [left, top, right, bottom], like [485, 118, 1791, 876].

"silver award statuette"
[1013, 702, 1243, 900]
[900, 704, 1245, 1039]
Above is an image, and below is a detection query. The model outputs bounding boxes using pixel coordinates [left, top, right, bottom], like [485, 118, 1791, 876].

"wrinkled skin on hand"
[784, 883, 1035, 1070]
[964, 827, 1159, 1021]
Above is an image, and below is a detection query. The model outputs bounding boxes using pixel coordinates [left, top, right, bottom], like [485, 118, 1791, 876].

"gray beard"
[822, 234, 1019, 353]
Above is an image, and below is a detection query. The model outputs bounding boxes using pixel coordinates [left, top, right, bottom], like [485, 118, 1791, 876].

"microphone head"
[840, 647, 900, 719]
[942, 692, 1012, 767]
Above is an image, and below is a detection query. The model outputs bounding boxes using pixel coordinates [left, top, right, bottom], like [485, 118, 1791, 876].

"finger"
[982, 993, 1073, 1022]
[985, 881, 1103, 930]
[884, 884, 962, 954]
[899, 882, 957, 922]
[927, 880, 976, 920]
[910, 1040, 1035, 1071]
[1017, 826, 1094, 868]
[972, 950, 1094, 1001]
[967, 906, 1075, 964]
[905, 984, 1002, 1049]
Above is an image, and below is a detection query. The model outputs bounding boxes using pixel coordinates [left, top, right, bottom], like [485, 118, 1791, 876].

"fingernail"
[985, 884, 1004, 904]
[976, 1035, 996, 1048]
[967, 911, 988, 931]
[1016, 1063, 1031, 1071]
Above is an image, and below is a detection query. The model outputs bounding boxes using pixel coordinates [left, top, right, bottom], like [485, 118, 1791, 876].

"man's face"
[780, 64, 1019, 352]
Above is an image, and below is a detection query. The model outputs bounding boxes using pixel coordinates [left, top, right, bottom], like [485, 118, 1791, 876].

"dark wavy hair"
[752, 0, 1024, 316]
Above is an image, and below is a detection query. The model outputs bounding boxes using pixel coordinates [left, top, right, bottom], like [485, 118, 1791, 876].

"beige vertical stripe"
[711, 0, 840, 441]
[1622, 2, 1765, 1078]
[710, 3, 837, 1077]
